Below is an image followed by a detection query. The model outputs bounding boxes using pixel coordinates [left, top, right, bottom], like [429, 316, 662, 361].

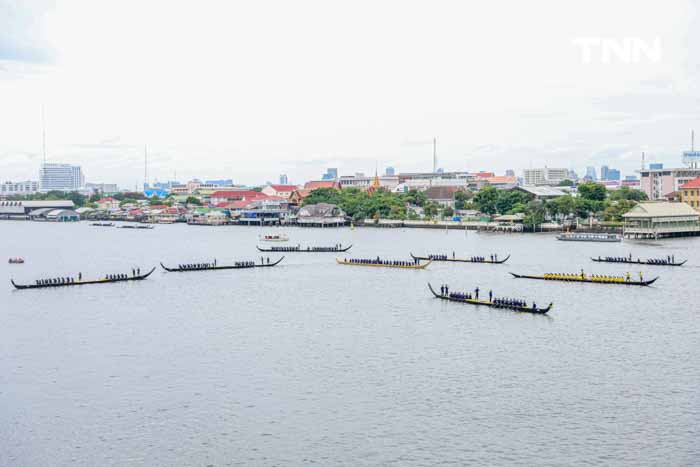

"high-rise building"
[600, 165, 609, 180]
[39, 163, 84, 192]
[505, 169, 515, 177]
[522, 167, 569, 186]
[607, 169, 620, 181]
[585, 166, 597, 180]
[385, 166, 395, 176]
[649, 163, 663, 170]
[321, 168, 338, 180]
[279, 174, 289, 185]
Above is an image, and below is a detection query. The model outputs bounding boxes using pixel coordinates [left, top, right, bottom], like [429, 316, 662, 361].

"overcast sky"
[1, 0, 699, 187]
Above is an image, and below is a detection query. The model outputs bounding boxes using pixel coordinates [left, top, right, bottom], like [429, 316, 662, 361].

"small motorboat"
[259, 233, 289, 242]
[8, 257, 25, 264]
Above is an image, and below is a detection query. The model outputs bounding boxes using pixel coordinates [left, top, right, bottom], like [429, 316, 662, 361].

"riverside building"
[39, 163, 84, 192]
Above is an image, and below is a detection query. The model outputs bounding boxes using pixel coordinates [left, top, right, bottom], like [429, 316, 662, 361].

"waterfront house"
[622, 202, 700, 239]
[424, 186, 464, 208]
[0, 200, 75, 220]
[288, 189, 311, 207]
[296, 203, 347, 227]
[208, 190, 263, 205]
[236, 197, 290, 225]
[96, 197, 119, 210]
[29, 208, 80, 222]
[679, 176, 700, 210]
[261, 184, 298, 199]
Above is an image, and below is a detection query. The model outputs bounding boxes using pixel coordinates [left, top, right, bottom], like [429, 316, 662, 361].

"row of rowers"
[343, 257, 419, 266]
[543, 270, 645, 282]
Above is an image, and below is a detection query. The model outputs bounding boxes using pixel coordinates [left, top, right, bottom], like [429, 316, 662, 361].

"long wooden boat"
[591, 257, 686, 266]
[411, 253, 510, 264]
[120, 224, 154, 229]
[160, 256, 284, 272]
[509, 272, 658, 286]
[11, 267, 155, 290]
[257, 244, 352, 253]
[556, 233, 621, 242]
[335, 258, 432, 269]
[427, 283, 552, 314]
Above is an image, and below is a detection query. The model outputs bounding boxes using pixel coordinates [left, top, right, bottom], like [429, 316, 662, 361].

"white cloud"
[0, 0, 699, 187]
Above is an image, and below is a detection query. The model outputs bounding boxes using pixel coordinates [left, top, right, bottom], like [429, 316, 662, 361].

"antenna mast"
[433, 137, 437, 173]
[641, 152, 645, 171]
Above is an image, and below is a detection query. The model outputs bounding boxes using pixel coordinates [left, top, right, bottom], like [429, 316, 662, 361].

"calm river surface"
[1, 221, 699, 466]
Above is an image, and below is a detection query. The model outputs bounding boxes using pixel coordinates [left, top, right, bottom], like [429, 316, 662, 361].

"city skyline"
[1, 1, 699, 187]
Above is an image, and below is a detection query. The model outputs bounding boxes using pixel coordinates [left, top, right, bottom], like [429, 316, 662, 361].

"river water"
[1, 221, 698, 466]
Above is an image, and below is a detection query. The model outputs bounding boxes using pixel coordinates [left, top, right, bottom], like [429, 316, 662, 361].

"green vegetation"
[302, 187, 455, 220]
[301, 183, 648, 224]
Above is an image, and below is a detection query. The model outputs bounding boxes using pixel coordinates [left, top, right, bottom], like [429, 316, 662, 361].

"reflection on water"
[1, 222, 699, 466]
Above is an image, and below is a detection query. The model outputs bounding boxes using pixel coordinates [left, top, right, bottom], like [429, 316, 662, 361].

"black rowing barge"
[11, 267, 156, 290]
[591, 257, 686, 266]
[256, 244, 352, 253]
[427, 283, 552, 314]
[509, 272, 658, 286]
[119, 224, 154, 229]
[160, 256, 284, 272]
[411, 253, 510, 264]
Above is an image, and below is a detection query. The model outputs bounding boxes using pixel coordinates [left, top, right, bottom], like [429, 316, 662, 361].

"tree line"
[302, 183, 647, 223]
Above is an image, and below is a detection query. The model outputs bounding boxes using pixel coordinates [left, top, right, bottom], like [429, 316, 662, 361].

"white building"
[339, 175, 399, 190]
[39, 163, 84, 192]
[1, 180, 39, 195]
[522, 167, 568, 186]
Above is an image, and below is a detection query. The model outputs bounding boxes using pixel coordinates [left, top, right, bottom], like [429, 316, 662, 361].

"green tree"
[402, 189, 427, 207]
[473, 186, 499, 214]
[495, 190, 531, 214]
[577, 182, 607, 201]
[558, 179, 574, 187]
[119, 198, 139, 207]
[454, 190, 472, 210]
[185, 196, 202, 205]
[523, 200, 547, 228]
[547, 195, 576, 219]
[423, 201, 440, 218]
[609, 186, 647, 202]
[301, 188, 342, 207]
[442, 206, 455, 218]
